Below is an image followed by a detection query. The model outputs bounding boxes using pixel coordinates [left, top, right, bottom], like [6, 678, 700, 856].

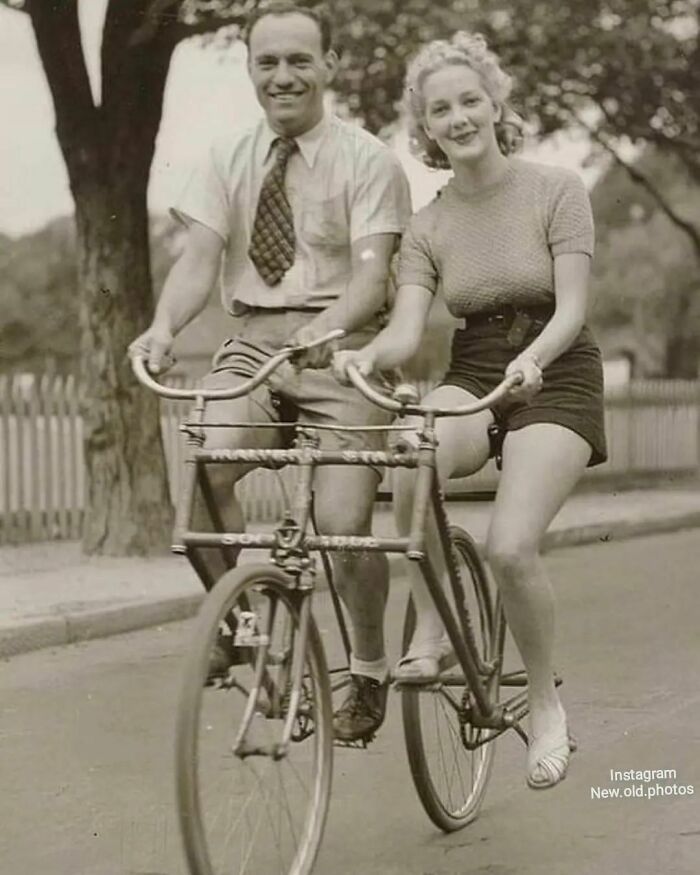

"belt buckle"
[506, 310, 532, 347]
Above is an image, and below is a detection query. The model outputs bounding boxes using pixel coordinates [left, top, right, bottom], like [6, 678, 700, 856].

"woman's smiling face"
[421, 64, 501, 167]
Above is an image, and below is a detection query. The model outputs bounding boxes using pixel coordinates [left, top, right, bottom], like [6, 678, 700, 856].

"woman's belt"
[462, 304, 554, 347]
[464, 303, 554, 328]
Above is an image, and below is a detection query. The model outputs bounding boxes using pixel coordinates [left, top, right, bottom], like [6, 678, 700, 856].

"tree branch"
[128, 0, 255, 47]
[647, 132, 700, 184]
[592, 95, 700, 182]
[128, 0, 182, 47]
[577, 116, 700, 258]
[27, 0, 98, 172]
[170, 15, 244, 41]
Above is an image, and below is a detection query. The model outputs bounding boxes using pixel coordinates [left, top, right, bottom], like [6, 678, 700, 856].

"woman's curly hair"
[404, 31, 517, 169]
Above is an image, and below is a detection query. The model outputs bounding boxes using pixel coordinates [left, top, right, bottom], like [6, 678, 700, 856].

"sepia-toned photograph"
[1, 1, 698, 873]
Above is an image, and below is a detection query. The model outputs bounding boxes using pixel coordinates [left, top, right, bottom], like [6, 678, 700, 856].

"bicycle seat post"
[406, 412, 438, 560]
[269, 426, 319, 585]
[295, 430, 320, 531]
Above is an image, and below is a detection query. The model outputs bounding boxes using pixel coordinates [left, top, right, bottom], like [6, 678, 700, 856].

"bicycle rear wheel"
[176, 565, 333, 875]
[401, 525, 503, 831]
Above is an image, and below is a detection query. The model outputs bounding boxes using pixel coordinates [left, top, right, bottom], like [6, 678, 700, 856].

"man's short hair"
[244, 2, 333, 54]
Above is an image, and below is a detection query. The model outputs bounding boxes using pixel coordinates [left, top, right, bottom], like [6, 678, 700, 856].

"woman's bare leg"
[485, 423, 590, 781]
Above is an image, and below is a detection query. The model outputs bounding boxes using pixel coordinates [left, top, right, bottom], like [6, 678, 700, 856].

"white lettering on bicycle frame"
[221, 533, 269, 546]
[313, 535, 380, 549]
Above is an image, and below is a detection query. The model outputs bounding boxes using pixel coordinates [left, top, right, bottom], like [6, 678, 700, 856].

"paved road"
[2, 530, 700, 874]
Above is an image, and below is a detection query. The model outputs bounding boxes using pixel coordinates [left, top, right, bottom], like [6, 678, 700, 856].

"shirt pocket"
[298, 192, 348, 248]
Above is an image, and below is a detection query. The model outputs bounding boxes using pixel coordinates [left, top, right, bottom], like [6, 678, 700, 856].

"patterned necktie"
[248, 137, 298, 286]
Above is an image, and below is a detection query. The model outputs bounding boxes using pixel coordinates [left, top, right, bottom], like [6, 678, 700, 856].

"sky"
[0, 1, 595, 238]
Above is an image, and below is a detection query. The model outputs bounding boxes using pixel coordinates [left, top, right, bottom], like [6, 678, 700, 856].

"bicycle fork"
[232, 588, 314, 761]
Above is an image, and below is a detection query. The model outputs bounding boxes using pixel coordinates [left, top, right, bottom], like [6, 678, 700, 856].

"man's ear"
[493, 102, 503, 123]
[324, 50, 339, 82]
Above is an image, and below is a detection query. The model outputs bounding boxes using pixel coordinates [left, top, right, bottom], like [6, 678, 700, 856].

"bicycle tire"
[401, 525, 503, 832]
[176, 565, 333, 875]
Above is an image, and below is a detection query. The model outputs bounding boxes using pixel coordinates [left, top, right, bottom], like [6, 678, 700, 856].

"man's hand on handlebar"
[287, 323, 341, 370]
[128, 325, 176, 374]
[331, 349, 376, 386]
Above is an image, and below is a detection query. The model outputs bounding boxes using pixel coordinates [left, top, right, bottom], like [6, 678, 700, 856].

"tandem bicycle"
[132, 330, 543, 875]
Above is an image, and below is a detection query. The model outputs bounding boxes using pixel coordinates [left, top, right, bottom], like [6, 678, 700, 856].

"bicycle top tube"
[131, 328, 346, 401]
[181, 419, 421, 433]
[346, 364, 522, 418]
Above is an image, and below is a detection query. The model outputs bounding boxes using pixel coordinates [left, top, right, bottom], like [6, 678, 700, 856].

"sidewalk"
[2, 487, 700, 659]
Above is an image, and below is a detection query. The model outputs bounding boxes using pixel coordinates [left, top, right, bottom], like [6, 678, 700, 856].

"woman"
[333, 31, 606, 790]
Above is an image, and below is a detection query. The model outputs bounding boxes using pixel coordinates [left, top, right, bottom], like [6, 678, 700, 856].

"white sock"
[350, 656, 388, 684]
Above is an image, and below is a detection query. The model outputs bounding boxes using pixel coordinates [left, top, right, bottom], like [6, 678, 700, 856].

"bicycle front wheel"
[401, 525, 502, 832]
[176, 565, 333, 875]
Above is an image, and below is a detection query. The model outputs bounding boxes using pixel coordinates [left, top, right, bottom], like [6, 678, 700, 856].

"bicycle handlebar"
[346, 364, 522, 417]
[131, 328, 346, 401]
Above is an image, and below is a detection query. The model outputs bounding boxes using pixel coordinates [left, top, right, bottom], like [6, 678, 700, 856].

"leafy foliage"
[590, 149, 700, 374]
[0, 222, 78, 370]
[0, 217, 183, 374]
[331, 0, 699, 172]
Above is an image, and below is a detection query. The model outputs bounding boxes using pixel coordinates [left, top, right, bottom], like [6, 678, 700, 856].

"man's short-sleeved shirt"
[172, 115, 412, 313]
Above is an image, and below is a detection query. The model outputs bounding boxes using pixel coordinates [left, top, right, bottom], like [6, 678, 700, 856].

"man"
[130, 1, 412, 742]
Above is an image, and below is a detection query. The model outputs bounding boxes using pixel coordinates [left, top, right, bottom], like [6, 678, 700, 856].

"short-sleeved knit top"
[397, 158, 594, 317]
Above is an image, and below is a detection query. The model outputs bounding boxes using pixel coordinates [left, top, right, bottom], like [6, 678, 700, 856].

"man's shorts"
[199, 309, 392, 470]
[442, 317, 607, 467]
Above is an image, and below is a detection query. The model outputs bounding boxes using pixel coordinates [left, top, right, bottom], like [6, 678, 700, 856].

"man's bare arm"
[129, 222, 224, 371]
[317, 233, 399, 334]
[289, 233, 399, 366]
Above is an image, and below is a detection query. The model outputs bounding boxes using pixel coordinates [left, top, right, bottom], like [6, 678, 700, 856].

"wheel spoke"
[402, 528, 502, 831]
[176, 567, 332, 874]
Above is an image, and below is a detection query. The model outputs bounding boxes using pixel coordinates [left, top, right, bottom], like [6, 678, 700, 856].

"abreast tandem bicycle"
[132, 329, 543, 875]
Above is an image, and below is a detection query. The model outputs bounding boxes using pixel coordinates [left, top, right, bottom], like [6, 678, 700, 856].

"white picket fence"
[1, 373, 698, 544]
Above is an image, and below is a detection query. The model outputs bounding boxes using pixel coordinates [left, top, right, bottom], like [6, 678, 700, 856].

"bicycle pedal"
[392, 679, 442, 692]
[333, 733, 374, 750]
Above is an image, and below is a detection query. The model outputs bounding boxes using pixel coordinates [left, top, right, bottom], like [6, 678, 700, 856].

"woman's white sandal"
[526, 726, 577, 790]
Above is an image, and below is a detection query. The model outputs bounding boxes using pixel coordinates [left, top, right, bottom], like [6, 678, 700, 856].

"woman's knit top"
[397, 158, 594, 317]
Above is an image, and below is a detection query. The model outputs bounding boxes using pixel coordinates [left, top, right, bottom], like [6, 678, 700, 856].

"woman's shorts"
[442, 318, 607, 467]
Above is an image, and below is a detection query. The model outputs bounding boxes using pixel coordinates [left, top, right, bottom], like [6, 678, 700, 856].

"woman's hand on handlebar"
[505, 351, 542, 401]
[128, 324, 176, 374]
[331, 348, 376, 386]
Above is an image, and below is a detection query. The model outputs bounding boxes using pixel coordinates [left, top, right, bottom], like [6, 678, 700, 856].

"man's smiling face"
[247, 12, 337, 137]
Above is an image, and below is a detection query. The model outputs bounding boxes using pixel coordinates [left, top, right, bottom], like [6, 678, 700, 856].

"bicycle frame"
[172, 407, 527, 746]
[132, 340, 529, 755]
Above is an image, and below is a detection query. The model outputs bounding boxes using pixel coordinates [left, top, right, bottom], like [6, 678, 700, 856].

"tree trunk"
[74, 181, 174, 554]
[664, 277, 700, 379]
[28, 0, 177, 554]
[664, 337, 700, 379]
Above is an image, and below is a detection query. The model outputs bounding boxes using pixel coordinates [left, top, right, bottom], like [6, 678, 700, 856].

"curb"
[3, 510, 700, 660]
[0, 594, 203, 660]
[541, 509, 700, 552]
